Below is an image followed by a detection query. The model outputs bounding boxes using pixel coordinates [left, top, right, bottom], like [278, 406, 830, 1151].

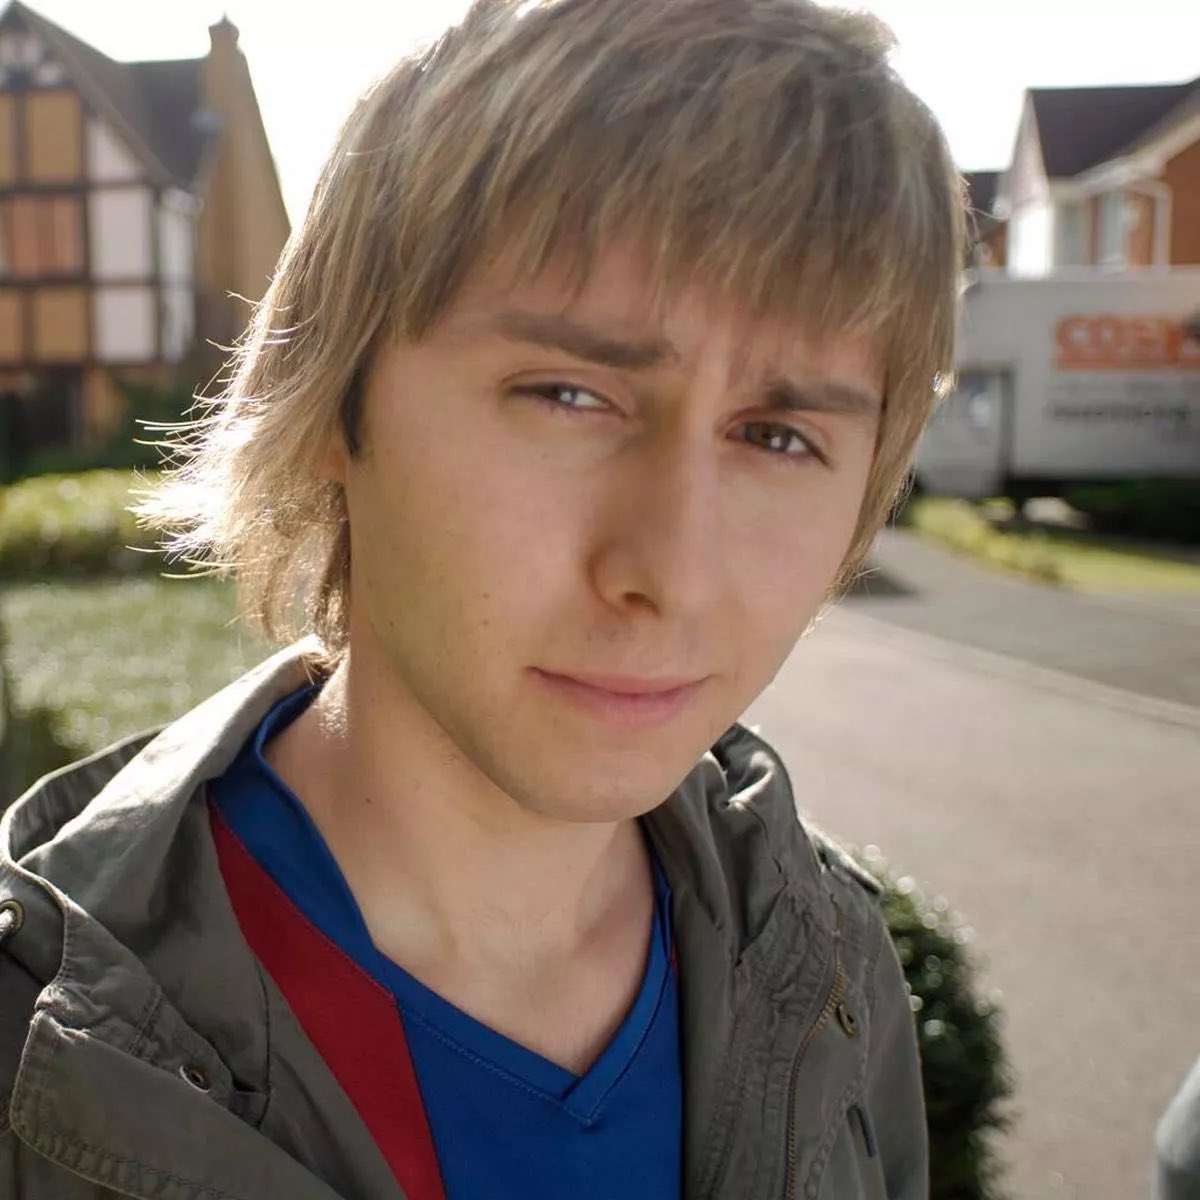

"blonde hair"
[139, 0, 966, 663]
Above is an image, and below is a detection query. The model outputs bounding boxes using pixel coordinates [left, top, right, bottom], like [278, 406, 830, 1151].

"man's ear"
[318, 428, 350, 485]
[328, 363, 368, 476]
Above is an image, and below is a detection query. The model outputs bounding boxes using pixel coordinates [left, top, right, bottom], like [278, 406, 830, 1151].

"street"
[743, 534, 1200, 1200]
[848, 529, 1200, 709]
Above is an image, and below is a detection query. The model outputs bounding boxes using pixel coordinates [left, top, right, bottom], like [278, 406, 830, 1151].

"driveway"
[844, 528, 1200, 708]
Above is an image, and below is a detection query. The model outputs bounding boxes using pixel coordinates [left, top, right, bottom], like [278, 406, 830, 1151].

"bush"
[0, 700, 74, 809]
[1064, 479, 1200, 544]
[0, 592, 74, 806]
[896, 496, 1062, 584]
[869, 851, 1011, 1200]
[0, 470, 161, 579]
[11, 374, 198, 481]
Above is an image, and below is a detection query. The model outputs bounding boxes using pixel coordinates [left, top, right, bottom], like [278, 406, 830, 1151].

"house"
[0, 1, 289, 470]
[964, 170, 1006, 268]
[998, 75, 1200, 277]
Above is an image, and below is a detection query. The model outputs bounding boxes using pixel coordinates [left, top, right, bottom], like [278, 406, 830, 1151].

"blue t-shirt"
[210, 685, 682, 1199]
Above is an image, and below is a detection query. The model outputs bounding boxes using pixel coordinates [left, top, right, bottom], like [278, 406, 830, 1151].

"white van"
[915, 270, 1200, 498]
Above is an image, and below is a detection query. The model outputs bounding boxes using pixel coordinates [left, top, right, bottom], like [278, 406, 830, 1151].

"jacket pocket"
[814, 1103, 889, 1200]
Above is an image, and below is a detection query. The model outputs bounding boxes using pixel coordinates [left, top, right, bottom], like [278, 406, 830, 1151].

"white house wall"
[161, 284, 194, 363]
[89, 187, 153, 280]
[157, 195, 195, 283]
[94, 286, 155, 361]
[1008, 103, 1049, 209]
[1005, 102, 1057, 277]
[86, 117, 141, 184]
[1010, 200, 1055, 278]
[157, 191, 197, 362]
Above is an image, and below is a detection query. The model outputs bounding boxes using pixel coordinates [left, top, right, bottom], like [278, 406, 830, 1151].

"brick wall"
[1164, 137, 1200, 264]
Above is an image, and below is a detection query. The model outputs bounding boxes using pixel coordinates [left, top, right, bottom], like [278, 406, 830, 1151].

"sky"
[19, 0, 1200, 222]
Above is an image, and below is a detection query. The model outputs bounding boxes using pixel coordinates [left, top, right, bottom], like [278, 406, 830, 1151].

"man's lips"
[538, 670, 704, 696]
[529, 668, 707, 725]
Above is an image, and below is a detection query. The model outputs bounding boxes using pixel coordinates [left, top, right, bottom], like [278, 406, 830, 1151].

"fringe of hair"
[135, 0, 966, 661]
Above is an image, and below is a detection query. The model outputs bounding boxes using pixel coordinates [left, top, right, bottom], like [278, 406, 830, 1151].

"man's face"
[332, 246, 882, 822]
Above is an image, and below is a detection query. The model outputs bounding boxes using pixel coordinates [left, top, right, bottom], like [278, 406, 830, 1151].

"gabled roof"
[0, 0, 211, 187]
[1029, 78, 1199, 178]
[126, 59, 208, 184]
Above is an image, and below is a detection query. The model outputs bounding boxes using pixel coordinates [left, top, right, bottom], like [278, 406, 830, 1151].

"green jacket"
[0, 643, 927, 1199]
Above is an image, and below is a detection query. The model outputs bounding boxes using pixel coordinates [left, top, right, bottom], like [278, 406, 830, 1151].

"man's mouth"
[528, 668, 708, 726]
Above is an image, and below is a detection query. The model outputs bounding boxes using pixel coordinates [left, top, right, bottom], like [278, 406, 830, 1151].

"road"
[846, 528, 1200, 709]
[742, 551, 1200, 1200]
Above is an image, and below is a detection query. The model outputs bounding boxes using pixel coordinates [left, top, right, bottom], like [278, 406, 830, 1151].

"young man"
[0, 1, 964, 1196]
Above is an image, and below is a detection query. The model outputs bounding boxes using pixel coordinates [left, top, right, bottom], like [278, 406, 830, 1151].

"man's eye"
[519, 384, 609, 412]
[739, 421, 817, 460]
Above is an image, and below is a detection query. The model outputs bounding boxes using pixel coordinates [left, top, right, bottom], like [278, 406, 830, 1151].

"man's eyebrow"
[482, 311, 881, 414]
[488, 310, 679, 371]
[762, 376, 882, 418]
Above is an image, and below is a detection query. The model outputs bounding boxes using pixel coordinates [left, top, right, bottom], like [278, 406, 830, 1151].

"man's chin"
[501, 743, 707, 826]
[518, 790, 682, 826]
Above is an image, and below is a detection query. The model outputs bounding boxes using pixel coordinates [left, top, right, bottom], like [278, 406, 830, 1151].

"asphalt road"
[845, 528, 1200, 709]
[743, 601, 1200, 1200]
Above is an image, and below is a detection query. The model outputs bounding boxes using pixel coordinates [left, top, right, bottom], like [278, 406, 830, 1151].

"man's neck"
[263, 651, 655, 1074]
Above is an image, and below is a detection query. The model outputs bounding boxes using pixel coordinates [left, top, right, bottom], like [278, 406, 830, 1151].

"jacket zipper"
[782, 900, 846, 1200]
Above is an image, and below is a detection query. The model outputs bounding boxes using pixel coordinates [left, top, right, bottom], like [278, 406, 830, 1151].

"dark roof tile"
[964, 170, 1001, 215]
[128, 59, 208, 185]
[1030, 80, 1198, 177]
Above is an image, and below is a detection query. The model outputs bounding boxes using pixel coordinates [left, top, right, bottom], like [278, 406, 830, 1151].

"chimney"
[208, 14, 240, 56]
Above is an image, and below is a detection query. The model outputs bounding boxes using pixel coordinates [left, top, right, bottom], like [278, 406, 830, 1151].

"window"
[0, 32, 42, 70]
[0, 194, 84, 278]
[1097, 191, 1128, 267]
[1054, 202, 1088, 267]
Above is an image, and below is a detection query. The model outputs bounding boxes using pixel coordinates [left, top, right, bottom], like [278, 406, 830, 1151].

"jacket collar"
[1, 643, 325, 1098]
[3, 639, 832, 976]
[1, 640, 837, 1199]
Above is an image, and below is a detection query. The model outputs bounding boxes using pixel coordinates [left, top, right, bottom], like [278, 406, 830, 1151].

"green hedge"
[895, 495, 1063, 584]
[0, 470, 162, 579]
[1064, 479, 1200, 544]
[0, 701, 74, 809]
[875, 858, 1011, 1200]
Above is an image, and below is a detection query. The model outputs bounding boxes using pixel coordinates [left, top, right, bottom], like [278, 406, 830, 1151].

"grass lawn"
[901, 497, 1200, 594]
[2, 575, 272, 759]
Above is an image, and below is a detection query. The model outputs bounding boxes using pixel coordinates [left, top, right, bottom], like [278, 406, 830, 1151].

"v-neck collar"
[223, 683, 675, 1126]
[375, 864, 673, 1125]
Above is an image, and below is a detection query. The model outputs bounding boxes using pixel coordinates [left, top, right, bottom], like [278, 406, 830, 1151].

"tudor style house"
[0, 1, 288, 469]
[995, 75, 1200, 277]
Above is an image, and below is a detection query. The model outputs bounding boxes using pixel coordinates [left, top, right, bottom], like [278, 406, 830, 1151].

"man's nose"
[586, 427, 726, 620]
